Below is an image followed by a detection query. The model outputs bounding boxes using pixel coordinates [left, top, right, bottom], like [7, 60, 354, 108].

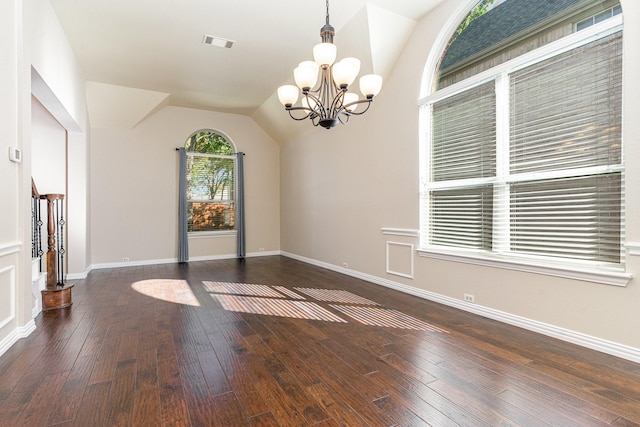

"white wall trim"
[188, 231, 237, 239]
[0, 241, 22, 258]
[0, 266, 16, 329]
[66, 265, 93, 280]
[626, 242, 640, 256]
[281, 251, 640, 364]
[381, 228, 420, 238]
[0, 320, 36, 359]
[32, 305, 41, 319]
[386, 241, 414, 279]
[89, 250, 282, 271]
[247, 250, 282, 258]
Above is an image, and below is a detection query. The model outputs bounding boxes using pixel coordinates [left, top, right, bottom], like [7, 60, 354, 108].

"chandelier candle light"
[277, 0, 383, 129]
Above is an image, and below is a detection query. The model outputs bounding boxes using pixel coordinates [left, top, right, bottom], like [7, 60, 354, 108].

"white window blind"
[510, 33, 622, 175]
[424, 30, 623, 268]
[430, 82, 496, 249]
[432, 82, 496, 181]
[187, 153, 236, 232]
[509, 33, 623, 264]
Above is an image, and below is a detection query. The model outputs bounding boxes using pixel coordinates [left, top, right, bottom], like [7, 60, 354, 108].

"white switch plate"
[8, 147, 22, 163]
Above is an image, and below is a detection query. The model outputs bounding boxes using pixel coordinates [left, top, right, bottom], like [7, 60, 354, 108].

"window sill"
[188, 230, 237, 239]
[416, 248, 631, 287]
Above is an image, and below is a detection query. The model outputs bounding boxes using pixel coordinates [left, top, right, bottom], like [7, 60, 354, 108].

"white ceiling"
[49, 0, 445, 118]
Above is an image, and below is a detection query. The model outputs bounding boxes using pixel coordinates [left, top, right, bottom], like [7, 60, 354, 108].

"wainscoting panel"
[0, 266, 16, 329]
[386, 241, 414, 279]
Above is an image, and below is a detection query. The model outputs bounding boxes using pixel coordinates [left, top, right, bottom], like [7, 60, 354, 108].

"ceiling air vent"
[203, 35, 234, 49]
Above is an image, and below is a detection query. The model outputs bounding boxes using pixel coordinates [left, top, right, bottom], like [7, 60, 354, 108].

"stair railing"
[31, 179, 66, 287]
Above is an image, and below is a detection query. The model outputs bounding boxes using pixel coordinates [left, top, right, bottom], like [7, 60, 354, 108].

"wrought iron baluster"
[56, 199, 66, 285]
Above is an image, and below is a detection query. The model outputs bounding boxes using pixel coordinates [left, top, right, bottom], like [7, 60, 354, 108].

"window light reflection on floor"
[131, 279, 201, 306]
[203, 281, 448, 333]
[213, 294, 347, 322]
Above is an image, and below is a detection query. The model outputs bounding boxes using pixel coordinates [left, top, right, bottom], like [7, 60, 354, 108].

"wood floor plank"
[156, 329, 191, 426]
[1, 256, 639, 426]
[206, 331, 271, 418]
[104, 358, 137, 426]
[47, 354, 98, 425]
[10, 371, 69, 427]
[247, 411, 279, 427]
[70, 381, 111, 427]
[197, 349, 231, 396]
[132, 346, 162, 427]
[207, 391, 248, 427]
[306, 381, 371, 427]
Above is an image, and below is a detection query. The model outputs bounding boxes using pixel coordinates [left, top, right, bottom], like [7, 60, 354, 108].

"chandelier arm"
[286, 106, 314, 121]
[337, 112, 351, 125]
[341, 98, 374, 116]
[303, 91, 323, 117]
[329, 88, 347, 118]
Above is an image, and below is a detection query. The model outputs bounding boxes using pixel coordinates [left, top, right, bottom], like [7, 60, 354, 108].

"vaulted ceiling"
[50, 0, 446, 132]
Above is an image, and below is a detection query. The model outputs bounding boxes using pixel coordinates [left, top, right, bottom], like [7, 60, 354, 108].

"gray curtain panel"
[178, 147, 189, 263]
[236, 152, 246, 258]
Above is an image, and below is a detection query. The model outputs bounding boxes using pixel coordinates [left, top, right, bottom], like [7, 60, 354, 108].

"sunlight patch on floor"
[295, 288, 379, 305]
[131, 279, 200, 306]
[202, 281, 448, 333]
[212, 295, 347, 322]
[202, 281, 285, 298]
[331, 305, 449, 332]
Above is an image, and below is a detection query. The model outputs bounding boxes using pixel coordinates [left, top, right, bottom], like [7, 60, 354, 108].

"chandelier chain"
[325, 0, 330, 26]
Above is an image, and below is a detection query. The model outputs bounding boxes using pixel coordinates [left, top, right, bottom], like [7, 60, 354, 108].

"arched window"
[419, 0, 624, 279]
[184, 130, 236, 233]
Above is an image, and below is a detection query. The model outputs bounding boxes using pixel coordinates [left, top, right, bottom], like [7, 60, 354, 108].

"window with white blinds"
[509, 33, 623, 264]
[430, 82, 496, 250]
[184, 130, 236, 233]
[421, 28, 624, 270]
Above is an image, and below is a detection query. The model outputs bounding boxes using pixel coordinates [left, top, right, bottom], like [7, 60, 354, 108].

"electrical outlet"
[464, 293, 475, 303]
[259, 248, 265, 252]
[122, 257, 130, 262]
[342, 262, 348, 268]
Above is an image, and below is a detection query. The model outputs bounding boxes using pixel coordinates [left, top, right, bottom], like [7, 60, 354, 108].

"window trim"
[418, 16, 627, 287]
[188, 230, 237, 238]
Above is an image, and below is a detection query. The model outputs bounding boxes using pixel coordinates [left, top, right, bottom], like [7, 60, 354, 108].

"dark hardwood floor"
[1, 256, 639, 426]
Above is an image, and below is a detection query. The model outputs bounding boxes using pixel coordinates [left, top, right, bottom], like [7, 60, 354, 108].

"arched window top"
[183, 129, 236, 233]
[184, 129, 234, 155]
[435, 0, 621, 90]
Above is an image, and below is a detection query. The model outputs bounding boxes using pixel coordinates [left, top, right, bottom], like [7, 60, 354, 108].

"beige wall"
[31, 97, 66, 195]
[90, 105, 280, 265]
[280, 0, 640, 352]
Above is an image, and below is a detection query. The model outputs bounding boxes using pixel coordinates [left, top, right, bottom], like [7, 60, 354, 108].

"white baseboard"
[281, 251, 640, 364]
[0, 320, 36, 359]
[90, 250, 282, 272]
[66, 265, 92, 280]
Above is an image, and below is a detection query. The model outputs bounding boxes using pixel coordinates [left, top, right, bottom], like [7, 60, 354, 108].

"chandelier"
[277, 0, 383, 129]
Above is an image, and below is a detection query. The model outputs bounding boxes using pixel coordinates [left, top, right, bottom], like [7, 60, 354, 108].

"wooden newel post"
[40, 193, 73, 310]
[43, 193, 64, 288]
